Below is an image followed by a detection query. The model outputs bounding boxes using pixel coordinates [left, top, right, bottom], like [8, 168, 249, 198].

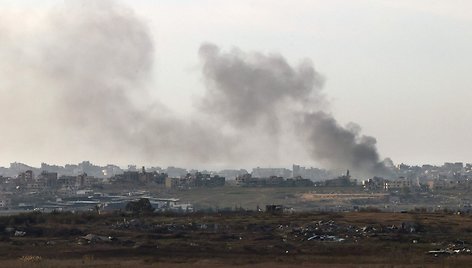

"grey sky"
[1, 0, 472, 168]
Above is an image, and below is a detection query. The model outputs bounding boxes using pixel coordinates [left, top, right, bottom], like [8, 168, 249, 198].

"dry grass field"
[151, 185, 369, 211]
[0, 210, 471, 267]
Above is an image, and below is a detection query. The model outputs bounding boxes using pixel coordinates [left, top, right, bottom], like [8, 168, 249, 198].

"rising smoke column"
[198, 43, 326, 166]
[199, 43, 393, 176]
[0, 1, 235, 166]
[302, 111, 392, 176]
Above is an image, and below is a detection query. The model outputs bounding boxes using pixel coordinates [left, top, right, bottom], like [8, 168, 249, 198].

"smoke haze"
[0, 0, 392, 176]
[0, 0, 235, 167]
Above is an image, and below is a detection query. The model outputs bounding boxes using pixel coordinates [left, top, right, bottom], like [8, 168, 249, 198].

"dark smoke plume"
[199, 43, 324, 131]
[303, 112, 392, 176]
[199, 43, 393, 177]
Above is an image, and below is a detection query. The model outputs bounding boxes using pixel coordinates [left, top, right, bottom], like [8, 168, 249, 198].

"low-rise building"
[384, 177, 418, 191]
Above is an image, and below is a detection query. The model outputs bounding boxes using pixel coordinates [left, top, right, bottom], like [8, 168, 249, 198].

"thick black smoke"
[199, 43, 393, 177]
[303, 112, 392, 176]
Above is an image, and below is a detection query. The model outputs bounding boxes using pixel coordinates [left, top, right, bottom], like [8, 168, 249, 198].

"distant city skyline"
[1, 1, 472, 168]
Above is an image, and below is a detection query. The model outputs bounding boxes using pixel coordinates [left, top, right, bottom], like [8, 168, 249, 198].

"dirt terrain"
[0, 210, 471, 267]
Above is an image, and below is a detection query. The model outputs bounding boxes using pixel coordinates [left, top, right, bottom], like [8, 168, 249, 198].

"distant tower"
[293, 164, 300, 178]
[346, 169, 350, 178]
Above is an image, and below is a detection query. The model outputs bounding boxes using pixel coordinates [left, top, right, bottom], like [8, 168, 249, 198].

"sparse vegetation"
[0, 210, 470, 267]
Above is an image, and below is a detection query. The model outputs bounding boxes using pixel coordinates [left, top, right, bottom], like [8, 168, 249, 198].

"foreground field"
[0, 210, 471, 267]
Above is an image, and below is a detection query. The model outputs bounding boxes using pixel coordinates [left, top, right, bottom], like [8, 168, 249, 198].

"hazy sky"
[1, 0, 472, 168]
